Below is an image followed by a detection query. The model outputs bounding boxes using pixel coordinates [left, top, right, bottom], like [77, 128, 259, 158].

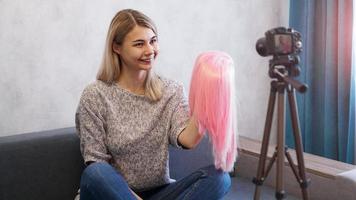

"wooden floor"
[226, 136, 356, 200]
[224, 175, 300, 200]
[239, 136, 356, 179]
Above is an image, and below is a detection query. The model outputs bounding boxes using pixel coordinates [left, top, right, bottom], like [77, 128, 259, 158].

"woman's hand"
[177, 116, 204, 149]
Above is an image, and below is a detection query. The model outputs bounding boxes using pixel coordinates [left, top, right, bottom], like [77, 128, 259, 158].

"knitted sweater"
[75, 78, 189, 191]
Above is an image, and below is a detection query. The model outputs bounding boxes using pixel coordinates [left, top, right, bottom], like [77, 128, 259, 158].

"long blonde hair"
[96, 9, 163, 101]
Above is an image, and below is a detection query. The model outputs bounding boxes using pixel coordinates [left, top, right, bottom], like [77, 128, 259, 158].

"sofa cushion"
[0, 127, 85, 200]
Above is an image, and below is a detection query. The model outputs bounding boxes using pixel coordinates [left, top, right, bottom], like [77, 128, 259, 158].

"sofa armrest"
[0, 127, 85, 200]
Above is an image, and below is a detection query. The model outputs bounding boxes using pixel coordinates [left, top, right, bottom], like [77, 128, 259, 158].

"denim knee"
[218, 171, 231, 195]
[200, 165, 232, 195]
[80, 162, 136, 200]
[80, 162, 114, 187]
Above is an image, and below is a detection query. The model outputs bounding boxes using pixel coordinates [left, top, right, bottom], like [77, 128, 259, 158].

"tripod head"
[268, 55, 308, 93]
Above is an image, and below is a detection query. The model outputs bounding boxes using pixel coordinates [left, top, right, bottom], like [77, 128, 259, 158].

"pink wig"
[189, 51, 238, 172]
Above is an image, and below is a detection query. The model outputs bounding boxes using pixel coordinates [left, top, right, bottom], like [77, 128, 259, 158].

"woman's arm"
[177, 116, 204, 149]
[130, 189, 143, 200]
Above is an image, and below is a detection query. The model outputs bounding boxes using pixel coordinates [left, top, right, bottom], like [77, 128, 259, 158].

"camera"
[256, 27, 302, 57]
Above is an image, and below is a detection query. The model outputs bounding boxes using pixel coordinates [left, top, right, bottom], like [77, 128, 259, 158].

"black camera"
[256, 27, 302, 57]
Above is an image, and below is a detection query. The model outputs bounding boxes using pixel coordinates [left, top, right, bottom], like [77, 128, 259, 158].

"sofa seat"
[0, 127, 214, 200]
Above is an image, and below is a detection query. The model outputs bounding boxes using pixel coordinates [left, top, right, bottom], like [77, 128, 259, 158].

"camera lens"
[256, 38, 268, 56]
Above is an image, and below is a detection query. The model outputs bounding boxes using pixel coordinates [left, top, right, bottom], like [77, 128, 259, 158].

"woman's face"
[114, 25, 159, 72]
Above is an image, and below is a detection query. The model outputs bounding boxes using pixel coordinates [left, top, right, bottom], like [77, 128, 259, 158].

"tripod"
[252, 68, 310, 200]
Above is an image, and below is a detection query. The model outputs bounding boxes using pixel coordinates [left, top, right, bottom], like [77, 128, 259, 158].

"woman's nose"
[144, 44, 155, 55]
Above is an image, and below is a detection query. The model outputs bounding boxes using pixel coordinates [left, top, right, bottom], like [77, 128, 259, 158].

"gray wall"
[0, 0, 289, 140]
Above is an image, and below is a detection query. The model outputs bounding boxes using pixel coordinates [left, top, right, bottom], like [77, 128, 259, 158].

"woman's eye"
[150, 38, 157, 44]
[134, 43, 143, 47]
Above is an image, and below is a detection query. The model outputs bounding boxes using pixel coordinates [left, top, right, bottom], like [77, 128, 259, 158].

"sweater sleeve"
[75, 85, 112, 163]
[168, 84, 190, 148]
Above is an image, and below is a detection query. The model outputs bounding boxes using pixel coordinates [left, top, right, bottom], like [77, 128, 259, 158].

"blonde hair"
[97, 9, 163, 101]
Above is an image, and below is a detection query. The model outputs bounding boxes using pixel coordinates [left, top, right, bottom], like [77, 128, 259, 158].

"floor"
[224, 176, 301, 200]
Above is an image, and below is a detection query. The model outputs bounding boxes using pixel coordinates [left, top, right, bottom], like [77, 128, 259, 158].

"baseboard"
[235, 136, 356, 200]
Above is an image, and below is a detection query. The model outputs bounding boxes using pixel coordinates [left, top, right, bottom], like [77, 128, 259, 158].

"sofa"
[0, 127, 214, 200]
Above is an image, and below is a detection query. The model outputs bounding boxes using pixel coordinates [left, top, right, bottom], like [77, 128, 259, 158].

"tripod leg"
[276, 84, 286, 200]
[287, 88, 310, 200]
[285, 149, 302, 181]
[253, 82, 277, 200]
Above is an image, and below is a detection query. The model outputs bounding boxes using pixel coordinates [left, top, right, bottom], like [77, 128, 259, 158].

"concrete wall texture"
[0, 0, 289, 140]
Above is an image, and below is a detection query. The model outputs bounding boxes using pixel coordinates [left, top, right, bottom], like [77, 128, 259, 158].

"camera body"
[256, 27, 302, 57]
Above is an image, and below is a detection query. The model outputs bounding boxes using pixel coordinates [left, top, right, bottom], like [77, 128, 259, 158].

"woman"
[75, 9, 231, 200]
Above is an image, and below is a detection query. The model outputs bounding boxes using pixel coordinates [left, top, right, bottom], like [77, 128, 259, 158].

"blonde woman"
[75, 9, 231, 200]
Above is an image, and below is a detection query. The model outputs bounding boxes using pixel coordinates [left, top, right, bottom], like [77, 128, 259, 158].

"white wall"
[0, 0, 289, 140]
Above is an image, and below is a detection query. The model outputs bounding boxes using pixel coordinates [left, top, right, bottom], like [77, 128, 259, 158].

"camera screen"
[274, 34, 292, 54]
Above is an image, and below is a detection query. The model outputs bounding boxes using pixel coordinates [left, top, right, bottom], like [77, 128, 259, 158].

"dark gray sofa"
[0, 127, 214, 200]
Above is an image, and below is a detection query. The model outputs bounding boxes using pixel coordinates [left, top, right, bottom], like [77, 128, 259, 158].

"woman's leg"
[80, 162, 136, 200]
[146, 165, 231, 200]
[177, 165, 231, 200]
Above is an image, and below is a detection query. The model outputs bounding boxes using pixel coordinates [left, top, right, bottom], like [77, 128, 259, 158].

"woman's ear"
[113, 43, 121, 55]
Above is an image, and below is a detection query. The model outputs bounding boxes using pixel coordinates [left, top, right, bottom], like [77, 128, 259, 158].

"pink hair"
[189, 51, 238, 172]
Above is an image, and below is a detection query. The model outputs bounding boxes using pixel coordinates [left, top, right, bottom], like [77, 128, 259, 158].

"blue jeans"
[80, 162, 231, 200]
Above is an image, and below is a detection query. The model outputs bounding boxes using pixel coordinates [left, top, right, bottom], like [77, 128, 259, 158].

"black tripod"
[252, 67, 310, 200]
